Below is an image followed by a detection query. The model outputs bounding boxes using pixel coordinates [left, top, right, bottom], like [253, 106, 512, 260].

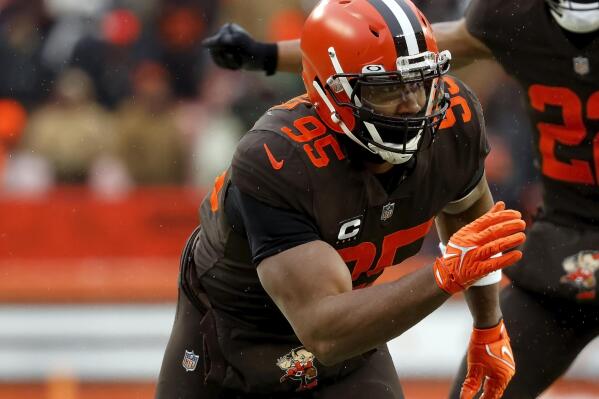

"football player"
[202, 0, 599, 397]
[439, 1, 599, 398]
[155, 1, 526, 398]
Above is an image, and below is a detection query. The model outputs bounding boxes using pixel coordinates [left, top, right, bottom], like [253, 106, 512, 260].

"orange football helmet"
[301, 0, 451, 164]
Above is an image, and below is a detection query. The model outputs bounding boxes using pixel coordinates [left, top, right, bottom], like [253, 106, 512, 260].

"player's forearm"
[276, 39, 302, 73]
[432, 20, 492, 69]
[434, 182, 501, 326]
[296, 265, 449, 366]
[464, 283, 502, 328]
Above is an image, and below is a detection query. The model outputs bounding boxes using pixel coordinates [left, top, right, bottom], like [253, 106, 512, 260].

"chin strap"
[369, 144, 414, 164]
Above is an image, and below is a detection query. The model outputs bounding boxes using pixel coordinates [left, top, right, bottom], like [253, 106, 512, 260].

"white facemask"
[549, 1, 599, 33]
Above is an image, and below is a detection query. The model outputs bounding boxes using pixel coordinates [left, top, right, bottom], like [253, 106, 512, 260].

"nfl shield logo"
[381, 202, 395, 222]
[573, 56, 590, 76]
[182, 350, 199, 372]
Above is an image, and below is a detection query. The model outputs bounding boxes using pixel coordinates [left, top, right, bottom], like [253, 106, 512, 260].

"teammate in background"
[156, 1, 526, 398]
[203, 0, 599, 397]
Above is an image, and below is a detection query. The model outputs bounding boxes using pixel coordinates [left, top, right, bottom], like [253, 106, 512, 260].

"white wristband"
[438, 242, 503, 286]
[438, 242, 447, 255]
[471, 269, 502, 286]
[472, 252, 503, 286]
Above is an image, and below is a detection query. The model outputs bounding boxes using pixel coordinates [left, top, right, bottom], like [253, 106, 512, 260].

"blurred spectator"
[183, 67, 245, 187]
[0, 0, 55, 107]
[70, 8, 143, 108]
[112, 61, 186, 185]
[20, 68, 115, 184]
[41, 0, 110, 73]
[69, 0, 220, 105]
[155, 0, 219, 98]
[218, 0, 303, 40]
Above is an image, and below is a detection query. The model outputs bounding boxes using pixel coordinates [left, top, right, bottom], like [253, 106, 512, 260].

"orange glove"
[433, 201, 526, 294]
[461, 320, 516, 399]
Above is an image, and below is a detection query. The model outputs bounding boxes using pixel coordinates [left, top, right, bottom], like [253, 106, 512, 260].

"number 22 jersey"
[466, 0, 599, 228]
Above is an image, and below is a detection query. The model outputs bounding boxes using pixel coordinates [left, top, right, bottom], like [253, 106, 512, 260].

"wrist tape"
[438, 242, 502, 286]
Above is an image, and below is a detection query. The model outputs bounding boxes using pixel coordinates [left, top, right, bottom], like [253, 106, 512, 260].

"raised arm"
[276, 39, 302, 73]
[432, 19, 493, 68]
[203, 18, 493, 75]
[202, 23, 301, 74]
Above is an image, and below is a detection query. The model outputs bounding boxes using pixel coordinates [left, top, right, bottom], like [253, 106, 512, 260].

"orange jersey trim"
[210, 170, 227, 212]
[270, 94, 311, 111]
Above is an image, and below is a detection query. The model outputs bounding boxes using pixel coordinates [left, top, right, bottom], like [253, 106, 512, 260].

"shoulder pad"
[232, 130, 313, 214]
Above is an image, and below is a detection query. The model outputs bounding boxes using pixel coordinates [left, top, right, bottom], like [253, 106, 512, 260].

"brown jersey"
[193, 76, 488, 334]
[466, 0, 599, 228]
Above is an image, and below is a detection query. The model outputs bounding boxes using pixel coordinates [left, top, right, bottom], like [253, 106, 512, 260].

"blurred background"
[0, 0, 596, 398]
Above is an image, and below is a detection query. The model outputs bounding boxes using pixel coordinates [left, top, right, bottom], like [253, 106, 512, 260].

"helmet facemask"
[323, 49, 451, 164]
[546, 0, 599, 33]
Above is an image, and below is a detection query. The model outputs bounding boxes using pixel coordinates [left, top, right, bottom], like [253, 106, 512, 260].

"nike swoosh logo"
[264, 143, 284, 170]
[485, 344, 515, 370]
[501, 345, 514, 361]
[443, 253, 458, 259]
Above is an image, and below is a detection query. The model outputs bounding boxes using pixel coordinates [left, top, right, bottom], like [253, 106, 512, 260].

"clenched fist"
[202, 23, 277, 75]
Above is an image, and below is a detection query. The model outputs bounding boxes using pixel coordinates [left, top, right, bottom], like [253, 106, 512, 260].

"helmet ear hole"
[369, 26, 380, 37]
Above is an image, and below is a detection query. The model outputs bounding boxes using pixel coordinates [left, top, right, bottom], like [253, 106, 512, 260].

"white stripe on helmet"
[380, 0, 419, 55]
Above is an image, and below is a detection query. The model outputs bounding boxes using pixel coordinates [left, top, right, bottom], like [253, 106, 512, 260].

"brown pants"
[155, 228, 404, 399]
[155, 287, 405, 399]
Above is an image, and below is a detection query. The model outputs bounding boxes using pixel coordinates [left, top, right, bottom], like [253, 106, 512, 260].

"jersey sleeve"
[225, 184, 320, 264]
[230, 129, 319, 263]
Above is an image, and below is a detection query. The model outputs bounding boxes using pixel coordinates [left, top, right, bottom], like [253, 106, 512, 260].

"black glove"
[202, 23, 278, 75]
